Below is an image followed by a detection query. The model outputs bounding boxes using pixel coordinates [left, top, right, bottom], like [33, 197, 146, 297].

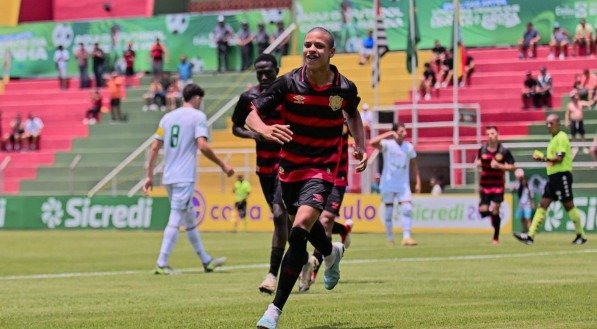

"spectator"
[512, 168, 534, 234]
[358, 29, 374, 65]
[518, 22, 540, 59]
[166, 76, 182, 111]
[254, 22, 270, 54]
[590, 135, 597, 162]
[22, 113, 44, 150]
[177, 55, 194, 87]
[91, 43, 106, 88]
[565, 92, 591, 153]
[431, 40, 447, 70]
[273, 21, 290, 58]
[143, 78, 165, 112]
[548, 22, 569, 60]
[150, 38, 168, 77]
[521, 71, 540, 109]
[578, 68, 596, 101]
[123, 42, 136, 77]
[54, 45, 69, 90]
[84, 89, 103, 125]
[573, 18, 593, 56]
[107, 72, 125, 122]
[459, 54, 475, 87]
[238, 21, 254, 71]
[213, 15, 235, 73]
[536, 66, 553, 108]
[419, 62, 436, 100]
[75, 43, 90, 89]
[3, 113, 24, 151]
[360, 103, 373, 139]
[430, 177, 443, 196]
[439, 49, 453, 87]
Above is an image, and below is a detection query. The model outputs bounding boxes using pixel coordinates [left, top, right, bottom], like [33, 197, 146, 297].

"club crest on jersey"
[329, 95, 343, 111]
[495, 153, 503, 161]
[279, 167, 285, 175]
[293, 95, 305, 104]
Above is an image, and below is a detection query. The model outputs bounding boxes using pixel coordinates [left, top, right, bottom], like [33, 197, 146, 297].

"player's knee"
[401, 202, 412, 217]
[272, 204, 287, 224]
[182, 207, 198, 230]
[479, 209, 491, 218]
[287, 227, 309, 264]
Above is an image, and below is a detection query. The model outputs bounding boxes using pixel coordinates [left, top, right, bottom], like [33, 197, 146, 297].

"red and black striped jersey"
[334, 128, 349, 187]
[478, 143, 515, 194]
[231, 86, 283, 175]
[251, 65, 360, 183]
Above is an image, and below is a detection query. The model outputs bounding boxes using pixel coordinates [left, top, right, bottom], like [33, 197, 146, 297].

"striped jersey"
[478, 143, 514, 194]
[153, 107, 209, 184]
[231, 86, 282, 175]
[334, 127, 349, 187]
[251, 65, 360, 183]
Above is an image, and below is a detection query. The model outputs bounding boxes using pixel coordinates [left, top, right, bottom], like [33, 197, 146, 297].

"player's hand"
[222, 164, 235, 177]
[532, 149, 544, 161]
[261, 124, 292, 145]
[143, 177, 153, 195]
[353, 146, 368, 172]
[475, 159, 482, 167]
[490, 159, 499, 169]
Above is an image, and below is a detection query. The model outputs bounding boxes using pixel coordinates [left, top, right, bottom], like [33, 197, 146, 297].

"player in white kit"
[369, 123, 421, 246]
[144, 83, 235, 274]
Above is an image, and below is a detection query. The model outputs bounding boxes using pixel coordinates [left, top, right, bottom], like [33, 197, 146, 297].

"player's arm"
[475, 148, 482, 167]
[231, 95, 265, 141]
[143, 138, 163, 194]
[565, 104, 571, 127]
[368, 130, 396, 149]
[197, 137, 234, 177]
[492, 150, 516, 171]
[410, 157, 421, 193]
[245, 76, 292, 144]
[344, 98, 367, 172]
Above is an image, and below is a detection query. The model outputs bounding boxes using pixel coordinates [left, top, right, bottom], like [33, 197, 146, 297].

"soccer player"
[232, 174, 251, 232]
[514, 114, 587, 245]
[246, 27, 368, 329]
[369, 123, 421, 246]
[298, 121, 353, 293]
[144, 83, 235, 275]
[476, 126, 515, 245]
[231, 53, 289, 294]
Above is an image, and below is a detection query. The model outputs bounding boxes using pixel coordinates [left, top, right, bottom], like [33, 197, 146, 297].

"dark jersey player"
[476, 126, 515, 245]
[231, 53, 288, 295]
[246, 27, 368, 329]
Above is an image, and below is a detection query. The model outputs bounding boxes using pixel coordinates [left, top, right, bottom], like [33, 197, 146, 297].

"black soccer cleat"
[513, 232, 534, 245]
[572, 234, 588, 245]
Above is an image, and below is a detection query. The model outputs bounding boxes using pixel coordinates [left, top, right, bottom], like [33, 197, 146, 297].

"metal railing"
[68, 155, 81, 195]
[0, 156, 11, 194]
[449, 141, 597, 189]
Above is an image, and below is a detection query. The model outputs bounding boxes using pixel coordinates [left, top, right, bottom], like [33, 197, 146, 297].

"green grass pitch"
[0, 231, 595, 328]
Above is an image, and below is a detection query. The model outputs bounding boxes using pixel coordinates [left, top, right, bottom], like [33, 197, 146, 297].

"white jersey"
[379, 139, 416, 192]
[154, 107, 209, 185]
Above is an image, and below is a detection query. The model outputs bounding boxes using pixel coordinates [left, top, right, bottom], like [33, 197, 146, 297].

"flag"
[406, 0, 420, 74]
[451, 0, 466, 80]
[372, 0, 389, 88]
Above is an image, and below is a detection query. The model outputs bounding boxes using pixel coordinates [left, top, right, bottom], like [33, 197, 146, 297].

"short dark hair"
[182, 83, 205, 102]
[392, 122, 406, 131]
[254, 53, 278, 68]
[306, 27, 335, 48]
[486, 125, 498, 132]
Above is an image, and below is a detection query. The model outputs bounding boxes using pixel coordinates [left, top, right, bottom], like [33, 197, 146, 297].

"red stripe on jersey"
[257, 166, 278, 175]
[291, 134, 340, 148]
[281, 149, 340, 167]
[279, 167, 336, 183]
[285, 93, 347, 109]
[481, 187, 505, 194]
[283, 110, 344, 127]
[257, 149, 281, 158]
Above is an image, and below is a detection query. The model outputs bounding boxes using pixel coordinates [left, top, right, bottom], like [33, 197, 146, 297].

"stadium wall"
[0, 0, 22, 27]
[53, 0, 152, 21]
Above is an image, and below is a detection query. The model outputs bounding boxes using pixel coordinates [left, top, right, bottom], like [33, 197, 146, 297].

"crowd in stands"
[519, 19, 596, 60]
[2, 113, 44, 151]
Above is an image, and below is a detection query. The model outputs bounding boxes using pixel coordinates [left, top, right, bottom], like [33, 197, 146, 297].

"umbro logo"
[312, 194, 324, 203]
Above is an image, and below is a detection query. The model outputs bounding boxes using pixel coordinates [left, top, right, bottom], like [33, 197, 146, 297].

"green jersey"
[546, 131, 572, 175]
[234, 180, 251, 202]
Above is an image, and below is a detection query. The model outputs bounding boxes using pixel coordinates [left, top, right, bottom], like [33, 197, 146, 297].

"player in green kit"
[513, 114, 587, 245]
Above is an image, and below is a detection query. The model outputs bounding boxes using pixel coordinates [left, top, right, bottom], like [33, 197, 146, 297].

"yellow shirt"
[546, 131, 572, 175]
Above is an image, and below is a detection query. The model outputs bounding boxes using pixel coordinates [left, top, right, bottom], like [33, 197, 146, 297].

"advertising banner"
[0, 196, 170, 229]
[295, 0, 597, 52]
[0, 9, 290, 77]
[150, 188, 512, 234]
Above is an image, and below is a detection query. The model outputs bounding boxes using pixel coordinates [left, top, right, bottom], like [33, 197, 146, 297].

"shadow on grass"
[306, 323, 393, 329]
[340, 279, 385, 285]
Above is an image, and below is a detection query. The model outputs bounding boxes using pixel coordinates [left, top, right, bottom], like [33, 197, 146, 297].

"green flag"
[406, 0, 420, 74]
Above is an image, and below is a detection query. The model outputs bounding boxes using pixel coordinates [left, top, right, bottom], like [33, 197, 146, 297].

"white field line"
[1, 249, 595, 282]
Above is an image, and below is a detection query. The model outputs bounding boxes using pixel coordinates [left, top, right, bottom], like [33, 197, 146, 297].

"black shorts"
[258, 173, 283, 210]
[281, 179, 333, 216]
[479, 191, 504, 206]
[235, 200, 247, 218]
[125, 67, 134, 76]
[570, 120, 585, 136]
[324, 185, 346, 216]
[543, 171, 573, 202]
[110, 98, 121, 107]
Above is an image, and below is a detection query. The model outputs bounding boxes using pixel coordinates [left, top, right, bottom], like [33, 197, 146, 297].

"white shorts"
[381, 188, 412, 204]
[165, 182, 194, 210]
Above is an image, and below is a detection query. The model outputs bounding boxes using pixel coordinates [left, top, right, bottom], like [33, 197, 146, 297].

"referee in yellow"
[513, 114, 587, 245]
